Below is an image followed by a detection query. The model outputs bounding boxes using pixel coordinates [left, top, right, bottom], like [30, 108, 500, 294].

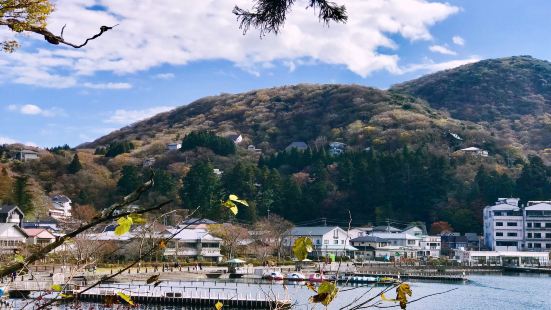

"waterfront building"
[523, 201, 551, 251]
[419, 235, 441, 258]
[483, 198, 523, 251]
[163, 228, 223, 262]
[483, 198, 551, 251]
[49, 195, 72, 220]
[456, 250, 549, 267]
[283, 226, 357, 259]
[350, 236, 390, 260]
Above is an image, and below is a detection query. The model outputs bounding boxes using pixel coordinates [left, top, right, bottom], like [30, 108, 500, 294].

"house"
[0, 223, 28, 253]
[348, 227, 373, 239]
[440, 233, 468, 256]
[179, 218, 217, 230]
[163, 228, 223, 262]
[285, 141, 308, 152]
[328, 142, 346, 156]
[15, 149, 39, 161]
[49, 195, 72, 220]
[0, 205, 24, 227]
[419, 235, 441, 258]
[24, 228, 55, 246]
[247, 145, 262, 153]
[283, 226, 357, 259]
[167, 143, 182, 151]
[213, 168, 223, 176]
[371, 225, 402, 234]
[228, 134, 243, 145]
[456, 147, 489, 157]
[350, 236, 390, 260]
[369, 232, 422, 249]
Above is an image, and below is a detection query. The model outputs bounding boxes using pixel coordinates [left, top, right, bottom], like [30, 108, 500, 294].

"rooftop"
[350, 236, 388, 243]
[288, 226, 340, 236]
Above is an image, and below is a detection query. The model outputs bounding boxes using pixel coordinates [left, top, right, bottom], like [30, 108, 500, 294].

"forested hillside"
[4, 57, 551, 232]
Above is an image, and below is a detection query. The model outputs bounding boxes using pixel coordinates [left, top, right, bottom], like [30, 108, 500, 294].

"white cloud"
[153, 73, 175, 80]
[452, 35, 465, 46]
[429, 45, 457, 55]
[105, 106, 175, 125]
[6, 104, 65, 117]
[0, 0, 460, 83]
[402, 56, 480, 74]
[83, 82, 133, 89]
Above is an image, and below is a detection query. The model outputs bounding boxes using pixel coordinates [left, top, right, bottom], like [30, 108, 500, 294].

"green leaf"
[117, 291, 134, 306]
[292, 237, 313, 261]
[223, 200, 239, 215]
[114, 216, 133, 236]
[51, 284, 63, 292]
[309, 281, 338, 306]
[14, 254, 25, 263]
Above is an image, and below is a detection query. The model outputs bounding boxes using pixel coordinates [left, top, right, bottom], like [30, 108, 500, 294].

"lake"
[10, 273, 551, 309]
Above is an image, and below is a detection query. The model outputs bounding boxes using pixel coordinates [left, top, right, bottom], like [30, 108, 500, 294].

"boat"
[263, 271, 284, 280]
[286, 272, 306, 281]
[308, 273, 325, 282]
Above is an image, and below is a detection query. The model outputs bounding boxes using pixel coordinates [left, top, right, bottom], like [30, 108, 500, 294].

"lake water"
[10, 273, 551, 309]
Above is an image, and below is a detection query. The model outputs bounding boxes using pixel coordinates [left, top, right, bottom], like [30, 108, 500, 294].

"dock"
[340, 272, 468, 282]
[74, 283, 292, 309]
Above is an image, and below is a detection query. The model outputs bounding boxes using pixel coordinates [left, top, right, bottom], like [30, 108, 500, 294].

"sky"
[1, 0, 550, 148]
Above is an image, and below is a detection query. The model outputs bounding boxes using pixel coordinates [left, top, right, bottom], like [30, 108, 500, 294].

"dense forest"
[3, 56, 551, 233]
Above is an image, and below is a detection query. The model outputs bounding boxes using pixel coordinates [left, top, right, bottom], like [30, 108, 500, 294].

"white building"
[167, 143, 182, 151]
[49, 195, 72, 220]
[328, 142, 346, 156]
[456, 250, 549, 267]
[456, 147, 489, 157]
[15, 149, 39, 161]
[524, 201, 551, 251]
[483, 198, 523, 251]
[163, 228, 223, 262]
[228, 134, 243, 145]
[283, 226, 357, 259]
[419, 236, 441, 258]
[0, 205, 24, 227]
[0, 223, 28, 253]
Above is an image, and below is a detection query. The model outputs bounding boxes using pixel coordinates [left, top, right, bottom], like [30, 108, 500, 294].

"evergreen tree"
[0, 167, 13, 204]
[180, 161, 221, 219]
[67, 153, 83, 174]
[117, 166, 142, 196]
[516, 155, 550, 203]
[12, 175, 32, 213]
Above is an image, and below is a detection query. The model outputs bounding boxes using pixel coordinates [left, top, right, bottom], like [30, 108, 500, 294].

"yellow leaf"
[396, 283, 412, 309]
[308, 281, 338, 306]
[129, 213, 147, 225]
[381, 293, 397, 302]
[215, 301, 223, 310]
[305, 282, 317, 292]
[51, 284, 63, 292]
[60, 293, 73, 299]
[114, 216, 133, 236]
[223, 200, 238, 215]
[229, 194, 249, 206]
[292, 237, 314, 261]
[14, 254, 25, 263]
[117, 291, 134, 306]
[159, 240, 167, 249]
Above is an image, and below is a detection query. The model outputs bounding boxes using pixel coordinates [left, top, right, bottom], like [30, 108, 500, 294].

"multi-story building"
[523, 201, 551, 251]
[483, 198, 551, 252]
[483, 198, 523, 251]
[419, 235, 441, 258]
[283, 226, 357, 259]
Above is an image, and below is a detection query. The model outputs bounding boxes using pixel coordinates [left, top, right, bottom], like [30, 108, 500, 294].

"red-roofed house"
[24, 228, 55, 246]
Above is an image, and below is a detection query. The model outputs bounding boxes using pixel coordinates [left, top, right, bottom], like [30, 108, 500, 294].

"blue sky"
[1, 0, 551, 147]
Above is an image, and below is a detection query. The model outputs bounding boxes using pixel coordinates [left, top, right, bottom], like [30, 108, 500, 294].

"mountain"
[392, 56, 551, 157]
[83, 84, 495, 158]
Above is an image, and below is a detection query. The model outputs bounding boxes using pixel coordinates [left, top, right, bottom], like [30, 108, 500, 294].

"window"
[333, 230, 338, 239]
[507, 222, 517, 227]
[527, 223, 532, 228]
[341, 240, 344, 244]
[546, 233, 551, 239]
[547, 244, 551, 249]
[507, 232, 517, 237]
[316, 239, 321, 245]
[333, 240, 338, 245]
[408, 240, 416, 245]
[528, 243, 533, 248]
[546, 223, 551, 228]
[496, 222, 503, 226]
[528, 233, 532, 238]
[496, 241, 517, 246]
[324, 240, 329, 244]
[535, 223, 541, 228]
[534, 233, 542, 239]
[534, 243, 542, 248]
[496, 232, 503, 237]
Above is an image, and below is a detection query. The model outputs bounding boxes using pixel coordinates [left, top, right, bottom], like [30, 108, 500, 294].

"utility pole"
[322, 217, 327, 226]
